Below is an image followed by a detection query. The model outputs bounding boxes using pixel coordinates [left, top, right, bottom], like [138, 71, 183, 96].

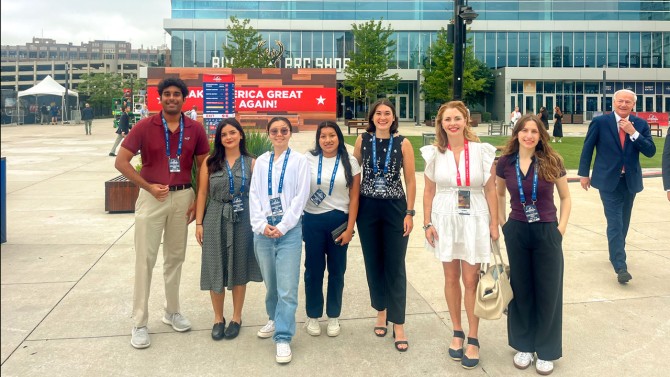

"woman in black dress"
[537, 107, 549, 131]
[552, 106, 563, 143]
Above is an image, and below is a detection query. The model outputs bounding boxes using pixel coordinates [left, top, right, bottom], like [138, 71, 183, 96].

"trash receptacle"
[1, 157, 6, 243]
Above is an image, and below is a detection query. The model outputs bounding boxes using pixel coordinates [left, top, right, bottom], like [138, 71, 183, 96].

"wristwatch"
[422, 223, 433, 231]
[405, 209, 416, 216]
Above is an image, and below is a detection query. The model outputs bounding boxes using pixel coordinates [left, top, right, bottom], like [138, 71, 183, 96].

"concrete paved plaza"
[1, 119, 669, 376]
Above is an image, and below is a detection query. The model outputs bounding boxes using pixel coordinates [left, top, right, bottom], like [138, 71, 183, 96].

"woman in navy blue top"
[496, 114, 571, 376]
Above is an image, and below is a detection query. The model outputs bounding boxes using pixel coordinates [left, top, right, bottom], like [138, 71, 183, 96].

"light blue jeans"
[253, 220, 302, 343]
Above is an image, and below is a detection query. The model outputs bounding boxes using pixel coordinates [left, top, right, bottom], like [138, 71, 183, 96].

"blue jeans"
[253, 221, 302, 343]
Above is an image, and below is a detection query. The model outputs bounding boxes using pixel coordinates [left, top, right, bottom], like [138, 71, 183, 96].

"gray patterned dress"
[201, 156, 262, 292]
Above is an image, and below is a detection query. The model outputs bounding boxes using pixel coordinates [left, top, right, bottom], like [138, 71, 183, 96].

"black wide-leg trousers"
[357, 196, 408, 325]
[503, 219, 564, 361]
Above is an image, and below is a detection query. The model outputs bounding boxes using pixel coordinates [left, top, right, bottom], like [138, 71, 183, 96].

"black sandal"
[448, 330, 465, 361]
[461, 337, 480, 369]
[374, 320, 388, 337]
[393, 325, 409, 352]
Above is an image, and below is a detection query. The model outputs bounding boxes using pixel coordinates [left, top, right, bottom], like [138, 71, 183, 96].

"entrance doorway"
[643, 95, 655, 112]
[387, 94, 411, 121]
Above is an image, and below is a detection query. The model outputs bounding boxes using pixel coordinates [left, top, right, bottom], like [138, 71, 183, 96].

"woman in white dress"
[421, 100, 499, 369]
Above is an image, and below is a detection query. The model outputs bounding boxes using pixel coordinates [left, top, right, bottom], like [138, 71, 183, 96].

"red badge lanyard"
[448, 140, 470, 187]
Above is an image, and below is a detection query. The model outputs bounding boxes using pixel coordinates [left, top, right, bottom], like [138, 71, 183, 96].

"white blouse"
[249, 149, 311, 236]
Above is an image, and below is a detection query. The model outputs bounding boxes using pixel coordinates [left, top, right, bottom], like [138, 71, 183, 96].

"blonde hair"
[434, 101, 480, 153]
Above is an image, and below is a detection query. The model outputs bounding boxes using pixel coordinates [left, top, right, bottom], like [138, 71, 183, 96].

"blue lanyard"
[515, 154, 538, 205]
[161, 114, 184, 158]
[371, 134, 394, 175]
[268, 149, 291, 196]
[317, 153, 340, 196]
[225, 156, 245, 196]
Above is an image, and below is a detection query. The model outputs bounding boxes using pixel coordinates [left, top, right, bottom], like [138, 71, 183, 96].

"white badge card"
[168, 158, 181, 173]
[524, 204, 541, 223]
[457, 190, 471, 215]
[232, 196, 244, 213]
[310, 188, 326, 206]
[270, 197, 284, 215]
[374, 176, 388, 194]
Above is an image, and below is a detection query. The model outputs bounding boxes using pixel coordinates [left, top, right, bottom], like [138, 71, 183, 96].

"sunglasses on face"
[269, 128, 290, 136]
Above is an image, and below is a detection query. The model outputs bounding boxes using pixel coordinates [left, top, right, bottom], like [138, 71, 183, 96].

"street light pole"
[453, 0, 464, 100]
[63, 62, 69, 124]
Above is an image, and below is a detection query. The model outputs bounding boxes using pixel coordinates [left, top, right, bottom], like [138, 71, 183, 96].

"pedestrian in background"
[353, 98, 416, 352]
[421, 100, 498, 369]
[552, 106, 563, 143]
[50, 105, 59, 125]
[40, 104, 49, 125]
[195, 118, 262, 341]
[497, 114, 571, 376]
[189, 105, 198, 121]
[109, 106, 130, 156]
[662, 132, 670, 201]
[303, 121, 361, 338]
[510, 106, 522, 129]
[537, 107, 549, 130]
[578, 89, 656, 284]
[82, 103, 94, 135]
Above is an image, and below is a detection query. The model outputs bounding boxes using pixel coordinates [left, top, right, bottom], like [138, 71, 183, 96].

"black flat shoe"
[461, 337, 480, 369]
[374, 320, 388, 337]
[393, 325, 409, 352]
[224, 320, 242, 339]
[211, 320, 226, 340]
[617, 269, 632, 284]
[448, 330, 465, 361]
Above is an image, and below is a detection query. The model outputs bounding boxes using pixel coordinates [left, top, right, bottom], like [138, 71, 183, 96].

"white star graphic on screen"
[316, 95, 326, 105]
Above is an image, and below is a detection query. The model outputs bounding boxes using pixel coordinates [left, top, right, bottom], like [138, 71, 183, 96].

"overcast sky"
[0, 0, 171, 48]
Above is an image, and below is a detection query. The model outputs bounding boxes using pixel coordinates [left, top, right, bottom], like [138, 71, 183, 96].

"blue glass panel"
[508, 32, 518, 67]
[641, 32, 652, 68]
[574, 32, 585, 68]
[607, 32, 618, 68]
[518, 32, 529, 67]
[530, 32, 541, 67]
[629, 32, 641, 68]
[619, 32, 630, 67]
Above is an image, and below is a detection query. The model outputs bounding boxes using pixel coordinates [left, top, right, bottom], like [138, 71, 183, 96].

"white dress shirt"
[249, 149, 311, 235]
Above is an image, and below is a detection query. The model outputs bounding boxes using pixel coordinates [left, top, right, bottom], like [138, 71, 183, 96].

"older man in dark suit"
[663, 132, 670, 202]
[578, 89, 656, 284]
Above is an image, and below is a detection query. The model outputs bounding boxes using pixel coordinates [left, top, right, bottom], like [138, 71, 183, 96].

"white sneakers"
[327, 318, 341, 337]
[536, 359, 554, 375]
[276, 342, 292, 364]
[305, 318, 321, 336]
[162, 312, 192, 332]
[257, 320, 275, 338]
[513, 352, 534, 369]
[514, 352, 554, 375]
[130, 326, 151, 349]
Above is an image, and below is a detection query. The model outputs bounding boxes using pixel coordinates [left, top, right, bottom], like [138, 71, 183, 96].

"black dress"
[553, 114, 563, 137]
[539, 110, 549, 130]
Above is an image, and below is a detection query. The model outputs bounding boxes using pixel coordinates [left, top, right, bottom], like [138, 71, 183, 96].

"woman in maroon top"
[496, 114, 571, 376]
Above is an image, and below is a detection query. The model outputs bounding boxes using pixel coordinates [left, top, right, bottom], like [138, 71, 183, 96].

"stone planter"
[105, 175, 139, 213]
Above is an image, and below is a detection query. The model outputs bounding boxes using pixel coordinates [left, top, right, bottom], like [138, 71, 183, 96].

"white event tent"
[17, 75, 79, 123]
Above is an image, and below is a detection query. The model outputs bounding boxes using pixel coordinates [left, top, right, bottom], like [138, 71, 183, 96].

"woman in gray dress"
[195, 118, 262, 340]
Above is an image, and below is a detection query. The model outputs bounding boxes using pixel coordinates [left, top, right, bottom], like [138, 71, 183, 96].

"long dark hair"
[366, 98, 399, 134]
[502, 114, 564, 182]
[310, 121, 354, 188]
[207, 118, 252, 174]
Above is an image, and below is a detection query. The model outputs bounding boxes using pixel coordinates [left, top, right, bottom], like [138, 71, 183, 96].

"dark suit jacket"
[662, 133, 670, 190]
[578, 112, 656, 193]
[116, 112, 130, 135]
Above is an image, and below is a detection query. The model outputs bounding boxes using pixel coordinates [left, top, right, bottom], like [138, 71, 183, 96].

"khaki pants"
[132, 188, 194, 327]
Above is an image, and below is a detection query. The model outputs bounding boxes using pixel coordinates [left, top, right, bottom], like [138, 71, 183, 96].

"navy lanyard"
[515, 154, 538, 205]
[268, 148, 291, 196]
[225, 156, 245, 196]
[317, 153, 341, 196]
[161, 114, 184, 158]
[371, 134, 394, 175]
[447, 139, 470, 187]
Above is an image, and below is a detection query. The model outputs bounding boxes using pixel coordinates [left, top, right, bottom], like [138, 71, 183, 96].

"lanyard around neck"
[371, 134, 394, 175]
[225, 156, 245, 195]
[317, 153, 341, 196]
[515, 154, 538, 205]
[268, 149, 291, 196]
[161, 114, 184, 158]
[447, 139, 470, 187]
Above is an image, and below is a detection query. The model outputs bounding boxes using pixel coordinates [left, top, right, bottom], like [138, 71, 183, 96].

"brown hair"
[366, 98, 399, 134]
[434, 101, 480, 153]
[501, 114, 565, 182]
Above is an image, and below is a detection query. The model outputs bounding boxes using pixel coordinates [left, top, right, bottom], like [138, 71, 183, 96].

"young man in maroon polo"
[115, 77, 210, 349]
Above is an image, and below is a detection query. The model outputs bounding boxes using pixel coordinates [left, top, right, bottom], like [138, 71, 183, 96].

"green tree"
[222, 16, 283, 68]
[422, 28, 494, 109]
[339, 19, 400, 113]
[78, 72, 126, 115]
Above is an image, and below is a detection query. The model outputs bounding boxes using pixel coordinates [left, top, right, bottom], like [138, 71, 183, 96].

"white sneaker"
[162, 312, 191, 332]
[513, 352, 534, 370]
[536, 359, 554, 375]
[257, 320, 275, 338]
[276, 342, 292, 364]
[305, 318, 321, 336]
[327, 318, 341, 337]
[130, 326, 151, 349]
[558, 139, 562, 143]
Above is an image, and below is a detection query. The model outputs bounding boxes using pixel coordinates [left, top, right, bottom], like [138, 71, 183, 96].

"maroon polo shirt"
[496, 154, 566, 223]
[121, 111, 209, 186]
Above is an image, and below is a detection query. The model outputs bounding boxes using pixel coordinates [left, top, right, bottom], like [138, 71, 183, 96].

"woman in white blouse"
[249, 117, 311, 364]
[303, 121, 361, 338]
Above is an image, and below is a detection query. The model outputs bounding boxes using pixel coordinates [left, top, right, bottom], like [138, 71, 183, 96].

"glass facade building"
[165, 0, 670, 121]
